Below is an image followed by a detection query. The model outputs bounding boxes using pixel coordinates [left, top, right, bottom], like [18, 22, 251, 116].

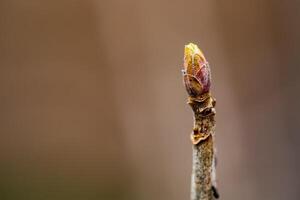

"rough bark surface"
[189, 96, 216, 200]
[191, 136, 214, 200]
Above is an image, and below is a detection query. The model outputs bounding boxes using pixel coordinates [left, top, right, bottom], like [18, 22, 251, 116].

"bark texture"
[189, 95, 217, 200]
[191, 136, 214, 200]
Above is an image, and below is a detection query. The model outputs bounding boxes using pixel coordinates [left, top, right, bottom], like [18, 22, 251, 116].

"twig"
[182, 43, 219, 200]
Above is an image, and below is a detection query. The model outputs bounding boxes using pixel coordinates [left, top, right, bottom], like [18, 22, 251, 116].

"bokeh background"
[0, 0, 299, 200]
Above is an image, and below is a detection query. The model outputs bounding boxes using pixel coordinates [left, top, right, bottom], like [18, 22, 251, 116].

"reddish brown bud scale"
[182, 43, 211, 98]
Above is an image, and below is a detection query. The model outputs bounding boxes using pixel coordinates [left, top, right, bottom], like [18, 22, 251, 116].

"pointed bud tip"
[184, 43, 206, 63]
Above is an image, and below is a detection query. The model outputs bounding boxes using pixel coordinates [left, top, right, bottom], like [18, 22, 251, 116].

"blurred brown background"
[0, 0, 300, 200]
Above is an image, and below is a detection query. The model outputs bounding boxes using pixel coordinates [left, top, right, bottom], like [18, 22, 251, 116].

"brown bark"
[189, 95, 217, 200]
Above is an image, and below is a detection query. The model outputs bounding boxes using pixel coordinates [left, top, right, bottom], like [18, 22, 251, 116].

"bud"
[182, 43, 211, 98]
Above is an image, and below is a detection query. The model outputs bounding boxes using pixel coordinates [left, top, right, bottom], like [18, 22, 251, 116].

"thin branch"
[182, 43, 218, 200]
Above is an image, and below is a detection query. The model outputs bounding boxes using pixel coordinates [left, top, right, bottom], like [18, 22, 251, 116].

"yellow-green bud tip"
[184, 43, 202, 58]
[184, 43, 207, 73]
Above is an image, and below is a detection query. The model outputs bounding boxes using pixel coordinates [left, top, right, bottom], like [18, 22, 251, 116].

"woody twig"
[182, 43, 219, 200]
